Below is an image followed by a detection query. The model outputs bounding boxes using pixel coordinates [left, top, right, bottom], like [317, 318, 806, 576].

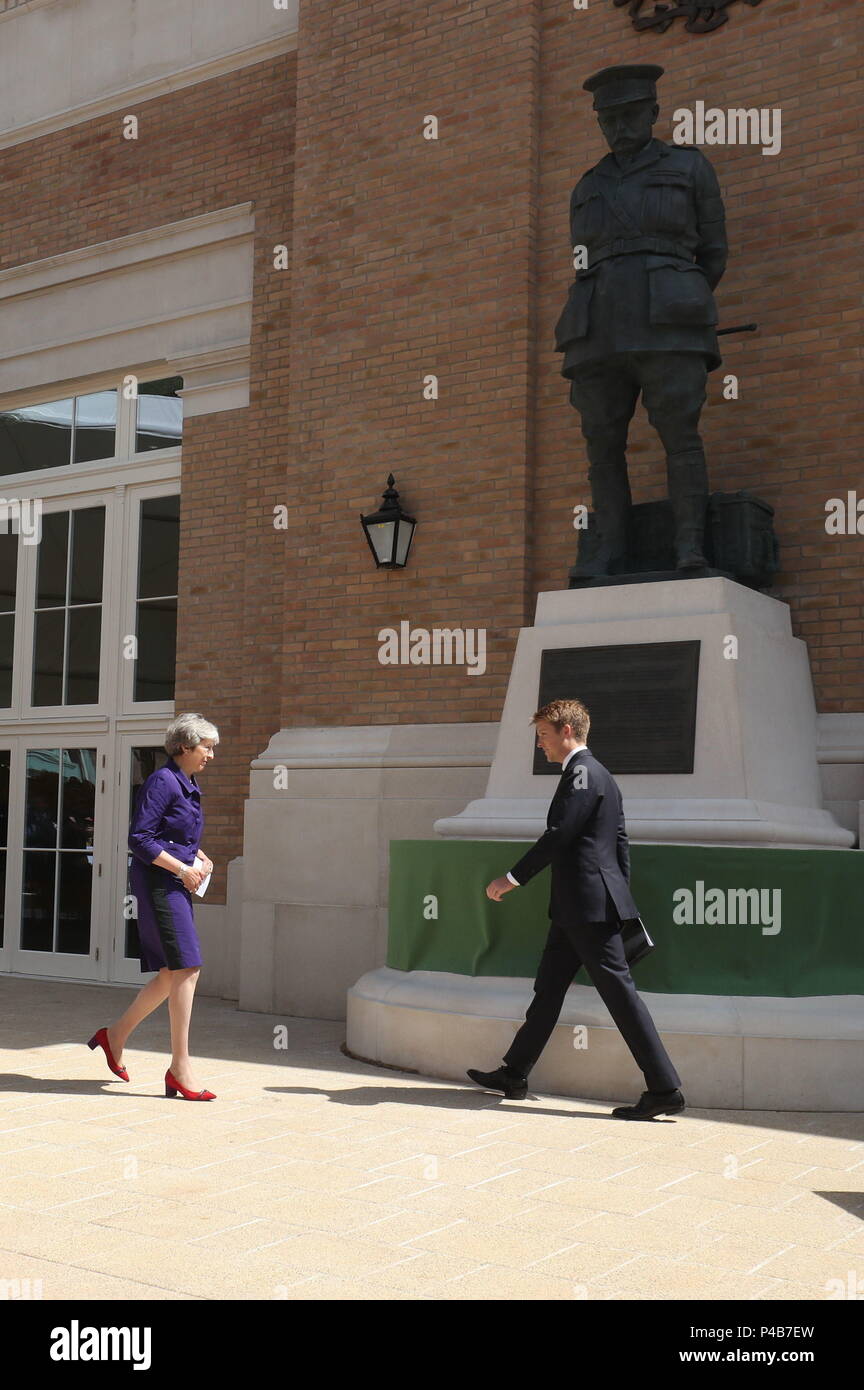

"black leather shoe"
[612, 1088, 685, 1120]
[466, 1066, 528, 1100]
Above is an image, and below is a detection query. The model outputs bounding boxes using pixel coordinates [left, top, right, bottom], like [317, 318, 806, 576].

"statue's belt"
[585, 237, 694, 268]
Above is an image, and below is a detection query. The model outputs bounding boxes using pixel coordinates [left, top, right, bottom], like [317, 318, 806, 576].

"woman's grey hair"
[165, 713, 220, 756]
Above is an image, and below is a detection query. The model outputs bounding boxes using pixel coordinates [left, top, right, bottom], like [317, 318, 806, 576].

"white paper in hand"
[192, 854, 211, 898]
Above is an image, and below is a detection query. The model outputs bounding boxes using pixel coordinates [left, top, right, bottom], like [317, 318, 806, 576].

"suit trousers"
[503, 913, 681, 1093]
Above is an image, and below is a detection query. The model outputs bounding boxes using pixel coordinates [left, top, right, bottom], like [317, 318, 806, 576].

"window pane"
[21, 749, 96, 955]
[0, 614, 12, 708]
[137, 495, 179, 599]
[21, 851, 56, 951]
[23, 748, 62, 952]
[56, 853, 92, 954]
[34, 507, 104, 705]
[25, 749, 60, 847]
[70, 507, 105, 604]
[73, 391, 117, 464]
[0, 749, 9, 942]
[0, 531, 17, 612]
[65, 607, 101, 704]
[32, 609, 65, 706]
[0, 398, 74, 475]
[0, 749, 9, 847]
[36, 511, 69, 609]
[60, 748, 96, 850]
[136, 377, 183, 452]
[0, 533, 15, 707]
[134, 599, 176, 701]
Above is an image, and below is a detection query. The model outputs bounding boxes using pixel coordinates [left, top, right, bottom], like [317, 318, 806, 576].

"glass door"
[9, 741, 108, 979]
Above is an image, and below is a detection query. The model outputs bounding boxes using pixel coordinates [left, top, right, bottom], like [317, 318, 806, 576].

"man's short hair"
[532, 699, 590, 742]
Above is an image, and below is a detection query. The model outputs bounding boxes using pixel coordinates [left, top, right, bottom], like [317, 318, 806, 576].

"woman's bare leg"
[168, 967, 202, 1090]
[107, 968, 171, 1066]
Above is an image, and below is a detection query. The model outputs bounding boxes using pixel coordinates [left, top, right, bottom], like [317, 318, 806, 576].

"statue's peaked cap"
[583, 64, 664, 110]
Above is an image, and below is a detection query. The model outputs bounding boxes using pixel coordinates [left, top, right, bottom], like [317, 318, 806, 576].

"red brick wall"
[278, 0, 542, 729]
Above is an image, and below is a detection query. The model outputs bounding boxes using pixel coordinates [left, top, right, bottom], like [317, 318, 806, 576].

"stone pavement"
[0, 977, 862, 1302]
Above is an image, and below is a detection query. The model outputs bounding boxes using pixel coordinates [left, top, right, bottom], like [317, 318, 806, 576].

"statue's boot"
[572, 458, 631, 578]
[667, 450, 709, 570]
[571, 506, 629, 578]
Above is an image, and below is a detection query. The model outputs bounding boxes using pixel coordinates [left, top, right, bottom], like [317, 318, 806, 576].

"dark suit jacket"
[508, 748, 638, 925]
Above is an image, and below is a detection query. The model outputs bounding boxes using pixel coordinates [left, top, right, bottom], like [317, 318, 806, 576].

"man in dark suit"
[467, 698, 684, 1120]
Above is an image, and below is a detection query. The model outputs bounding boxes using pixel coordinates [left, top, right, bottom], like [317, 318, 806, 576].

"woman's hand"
[179, 862, 204, 891]
[198, 854, 214, 875]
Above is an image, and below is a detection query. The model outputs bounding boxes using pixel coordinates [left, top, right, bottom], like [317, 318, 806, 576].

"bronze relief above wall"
[613, 1, 765, 34]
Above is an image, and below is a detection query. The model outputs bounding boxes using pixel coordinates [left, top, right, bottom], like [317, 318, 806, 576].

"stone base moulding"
[347, 968, 864, 1112]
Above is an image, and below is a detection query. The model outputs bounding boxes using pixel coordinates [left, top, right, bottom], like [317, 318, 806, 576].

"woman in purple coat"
[88, 713, 219, 1101]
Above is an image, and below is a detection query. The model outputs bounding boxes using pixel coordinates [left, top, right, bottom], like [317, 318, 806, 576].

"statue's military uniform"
[556, 139, 727, 372]
[558, 65, 729, 572]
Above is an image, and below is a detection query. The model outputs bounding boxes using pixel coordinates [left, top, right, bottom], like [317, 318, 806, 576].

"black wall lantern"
[360, 473, 416, 569]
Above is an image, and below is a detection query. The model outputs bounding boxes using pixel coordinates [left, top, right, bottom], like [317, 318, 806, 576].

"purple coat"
[128, 760, 203, 870]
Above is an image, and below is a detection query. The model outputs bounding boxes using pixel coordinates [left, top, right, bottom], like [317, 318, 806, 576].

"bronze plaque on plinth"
[534, 641, 700, 775]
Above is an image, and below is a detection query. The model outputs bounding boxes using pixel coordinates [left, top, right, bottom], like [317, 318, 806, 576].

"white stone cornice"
[0, 204, 254, 301]
[0, 204, 255, 412]
[0, 1, 298, 150]
[250, 724, 500, 773]
[176, 344, 253, 419]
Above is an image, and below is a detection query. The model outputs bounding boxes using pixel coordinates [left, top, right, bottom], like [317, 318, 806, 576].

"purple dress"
[128, 760, 204, 972]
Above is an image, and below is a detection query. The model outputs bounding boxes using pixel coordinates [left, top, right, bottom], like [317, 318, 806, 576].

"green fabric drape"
[387, 840, 864, 997]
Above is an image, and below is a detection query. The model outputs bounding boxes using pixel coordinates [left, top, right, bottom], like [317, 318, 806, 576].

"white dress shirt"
[505, 744, 588, 886]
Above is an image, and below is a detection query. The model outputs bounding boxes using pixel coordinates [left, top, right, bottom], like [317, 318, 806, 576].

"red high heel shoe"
[165, 1069, 216, 1101]
[87, 1027, 129, 1082]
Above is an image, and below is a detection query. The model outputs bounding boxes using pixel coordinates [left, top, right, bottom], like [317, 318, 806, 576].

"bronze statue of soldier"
[557, 64, 728, 575]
